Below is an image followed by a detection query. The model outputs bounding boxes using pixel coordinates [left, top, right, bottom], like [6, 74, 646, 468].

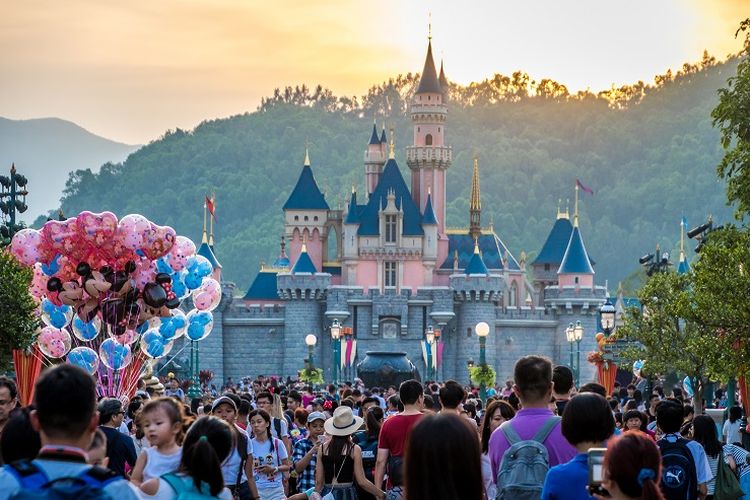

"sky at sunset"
[1, 0, 747, 144]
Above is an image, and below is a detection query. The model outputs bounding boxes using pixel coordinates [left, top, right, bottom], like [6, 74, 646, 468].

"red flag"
[576, 179, 594, 195]
[205, 196, 216, 220]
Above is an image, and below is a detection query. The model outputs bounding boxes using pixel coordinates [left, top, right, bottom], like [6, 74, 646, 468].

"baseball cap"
[211, 395, 238, 413]
[307, 411, 326, 423]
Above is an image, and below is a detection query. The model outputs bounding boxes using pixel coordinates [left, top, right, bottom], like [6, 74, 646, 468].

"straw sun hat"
[324, 406, 364, 436]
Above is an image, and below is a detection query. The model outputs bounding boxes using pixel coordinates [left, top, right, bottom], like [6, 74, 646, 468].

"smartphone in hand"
[588, 448, 609, 497]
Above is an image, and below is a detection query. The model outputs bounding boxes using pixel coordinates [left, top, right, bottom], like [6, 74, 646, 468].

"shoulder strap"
[6, 460, 49, 490]
[532, 416, 562, 443]
[499, 421, 522, 446]
[162, 473, 188, 495]
[79, 465, 121, 488]
[274, 417, 282, 438]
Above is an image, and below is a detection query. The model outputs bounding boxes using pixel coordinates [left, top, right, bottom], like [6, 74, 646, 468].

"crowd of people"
[0, 356, 747, 499]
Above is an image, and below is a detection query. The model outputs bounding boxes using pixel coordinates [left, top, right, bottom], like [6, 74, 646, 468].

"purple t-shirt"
[489, 408, 577, 480]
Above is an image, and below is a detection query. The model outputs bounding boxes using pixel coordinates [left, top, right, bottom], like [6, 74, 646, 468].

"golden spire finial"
[304, 147, 310, 167]
[302, 233, 308, 253]
[389, 127, 395, 159]
[201, 198, 208, 244]
[473, 239, 480, 254]
[573, 182, 579, 228]
[428, 12, 432, 41]
[209, 192, 216, 246]
[470, 156, 481, 211]
[427, 187, 431, 196]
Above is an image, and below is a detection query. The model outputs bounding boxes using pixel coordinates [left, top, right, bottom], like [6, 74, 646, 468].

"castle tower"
[197, 198, 222, 281]
[283, 148, 330, 271]
[439, 60, 449, 101]
[277, 243, 331, 377]
[406, 38, 452, 231]
[557, 196, 594, 288]
[531, 203, 572, 306]
[365, 122, 386, 194]
[469, 157, 481, 242]
[449, 243, 503, 381]
[406, 37, 452, 270]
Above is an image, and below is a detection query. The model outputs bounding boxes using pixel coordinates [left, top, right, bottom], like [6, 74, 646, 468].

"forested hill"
[54, 54, 740, 293]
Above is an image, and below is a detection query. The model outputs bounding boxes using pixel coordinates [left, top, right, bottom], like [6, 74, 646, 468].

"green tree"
[712, 19, 750, 217]
[617, 272, 722, 414]
[0, 251, 39, 371]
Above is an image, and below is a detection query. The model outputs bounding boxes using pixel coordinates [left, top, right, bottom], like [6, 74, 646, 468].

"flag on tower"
[576, 179, 594, 195]
[205, 195, 216, 220]
[681, 216, 688, 229]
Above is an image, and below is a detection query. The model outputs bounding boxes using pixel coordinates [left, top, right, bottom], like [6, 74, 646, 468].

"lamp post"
[475, 321, 490, 404]
[187, 341, 201, 399]
[425, 326, 435, 381]
[305, 334, 317, 373]
[330, 319, 341, 385]
[573, 320, 584, 386]
[0, 163, 29, 246]
[600, 297, 616, 335]
[565, 322, 575, 373]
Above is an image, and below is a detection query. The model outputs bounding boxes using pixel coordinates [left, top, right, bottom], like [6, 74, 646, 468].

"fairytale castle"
[193, 39, 608, 384]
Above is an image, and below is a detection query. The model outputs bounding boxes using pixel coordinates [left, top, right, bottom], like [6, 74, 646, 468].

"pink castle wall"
[558, 273, 594, 288]
[355, 261, 378, 288]
[289, 228, 323, 272]
[402, 260, 426, 291]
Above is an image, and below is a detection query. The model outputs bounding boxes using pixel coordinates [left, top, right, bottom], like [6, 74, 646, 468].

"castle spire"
[389, 128, 395, 159]
[208, 192, 216, 247]
[202, 198, 208, 244]
[573, 182, 579, 227]
[416, 36, 442, 95]
[469, 156, 482, 241]
[304, 145, 311, 167]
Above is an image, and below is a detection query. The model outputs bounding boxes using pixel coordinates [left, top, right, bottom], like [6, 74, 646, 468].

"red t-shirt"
[378, 413, 423, 457]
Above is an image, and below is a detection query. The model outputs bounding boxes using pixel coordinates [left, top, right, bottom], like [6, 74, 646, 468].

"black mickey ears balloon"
[142, 281, 167, 309]
[47, 277, 63, 292]
[76, 262, 91, 277]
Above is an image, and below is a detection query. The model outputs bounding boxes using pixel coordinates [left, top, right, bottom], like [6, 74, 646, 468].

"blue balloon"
[140, 329, 173, 359]
[72, 316, 100, 341]
[184, 255, 212, 290]
[156, 257, 173, 275]
[67, 346, 99, 375]
[41, 299, 73, 329]
[159, 312, 187, 341]
[170, 270, 189, 299]
[98, 338, 132, 371]
[41, 254, 62, 276]
[186, 309, 213, 341]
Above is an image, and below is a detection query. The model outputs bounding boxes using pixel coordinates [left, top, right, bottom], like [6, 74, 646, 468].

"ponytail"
[179, 416, 234, 496]
[640, 477, 665, 500]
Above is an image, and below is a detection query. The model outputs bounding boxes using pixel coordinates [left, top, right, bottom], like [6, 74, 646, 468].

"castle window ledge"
[407, 299, 433, 306]
[324, 311, 351, 320]
[565, 302, 573, 310]
[347, 299, 373, 306]
[223, 318, 285, 326]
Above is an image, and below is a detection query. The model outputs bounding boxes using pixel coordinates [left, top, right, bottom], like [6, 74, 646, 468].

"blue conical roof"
[422, 193, 437, 225]
[292, 246, 317, 274]
[558, 226, 594, 274]
[345, 191, 360, 224]
[465, 244, 489, 275]
[197, 242, 221, 269]
[244, 271, 279, 300]
[283, 164, 330, 211]
[380, 128, 387, 143]
[533, 217, 573, 265]
[416, 40, 442, 94]
[677, 252, 690, 275]
[357, 158, 424, 236]
[369, 123, 380, 145]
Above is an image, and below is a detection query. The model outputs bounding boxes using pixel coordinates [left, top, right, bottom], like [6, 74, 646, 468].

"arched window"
[509, 282, 518, 307]
[304, 216, 309, 221]
[425, 134, 433, 146]
[574, 276, 579, 284]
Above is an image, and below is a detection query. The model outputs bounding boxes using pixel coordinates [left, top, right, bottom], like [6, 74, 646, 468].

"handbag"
[322, 451, 349, 500]
[715, 446, 744, 500]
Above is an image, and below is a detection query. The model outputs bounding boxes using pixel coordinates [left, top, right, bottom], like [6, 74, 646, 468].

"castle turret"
[439, 60, 449, 101]
[531, 203, 572, 306]
[283, 149, 329, 271]
[197, 199, 222, 281]
[277, 243, 331, 377]
[557, 213, 594, 289]
[407, 37, 452, 269]
[450, 242, 503, 383]
[365, 122, 386, 194]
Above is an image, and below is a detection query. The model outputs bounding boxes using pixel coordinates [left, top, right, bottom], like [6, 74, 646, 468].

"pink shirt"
[489, 408, 576, 480]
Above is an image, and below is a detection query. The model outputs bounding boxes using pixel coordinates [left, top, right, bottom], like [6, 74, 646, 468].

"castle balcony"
[409, 104, 447, 117]
[405, 146, 452, 168]
[543, 284, 608, 311]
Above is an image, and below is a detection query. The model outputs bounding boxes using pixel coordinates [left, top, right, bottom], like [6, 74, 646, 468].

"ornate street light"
[600, 297, 616, 335]
[305, 334, 317, 372]
[475, 322, 490, 404]
[330, 319, 341, 385]
[0, 163, 30, 246]
[565, 322, 575, 374]
[573, 320, 584, 385]
[425, 325, 435, 381]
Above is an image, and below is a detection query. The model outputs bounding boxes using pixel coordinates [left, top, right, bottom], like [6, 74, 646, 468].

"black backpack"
[657, 437, 698, 500]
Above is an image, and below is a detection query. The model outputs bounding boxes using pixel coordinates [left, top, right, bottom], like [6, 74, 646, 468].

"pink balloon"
[10, 228, 43, 266]
[29, 263, 47, 304]
[76, 211, 118, 249]
[142, 223, 176, 260]
[116, 214, 150, 251]
[37, 326, 72, 358]
[192, 278, 222, 312]
[167, 236, 196, 271]
[132, 259, 156, 290]
[40, 217, 78, 256]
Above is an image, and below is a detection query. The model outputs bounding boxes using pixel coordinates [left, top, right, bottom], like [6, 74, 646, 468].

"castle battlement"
[277, 272, 331, 300]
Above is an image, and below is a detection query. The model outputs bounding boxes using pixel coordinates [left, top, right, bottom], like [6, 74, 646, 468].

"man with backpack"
[0, 364, 138, 499]
[655, 399, 711, 500]
[489, 356, 576, 499]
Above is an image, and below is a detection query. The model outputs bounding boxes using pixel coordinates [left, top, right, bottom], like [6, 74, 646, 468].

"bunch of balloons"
[9, 211, 222, 378]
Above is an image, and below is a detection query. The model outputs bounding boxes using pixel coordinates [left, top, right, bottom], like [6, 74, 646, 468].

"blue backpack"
[162, 473, 222, 500]
[6, 460, 118, 500]
[657, 437, 698, 500]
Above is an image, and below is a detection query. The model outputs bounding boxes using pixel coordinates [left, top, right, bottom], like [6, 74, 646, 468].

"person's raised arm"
[374, 448, 389, 490]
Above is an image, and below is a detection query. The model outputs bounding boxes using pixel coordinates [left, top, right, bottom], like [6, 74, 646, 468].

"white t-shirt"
[145, 473, 232, 500]
[724, 419, 743, 445]
[269, 417, 290, 440]
[143, 447, 182, 482]
[248, 437, 287, 490]
[222, 445, 248, 486]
